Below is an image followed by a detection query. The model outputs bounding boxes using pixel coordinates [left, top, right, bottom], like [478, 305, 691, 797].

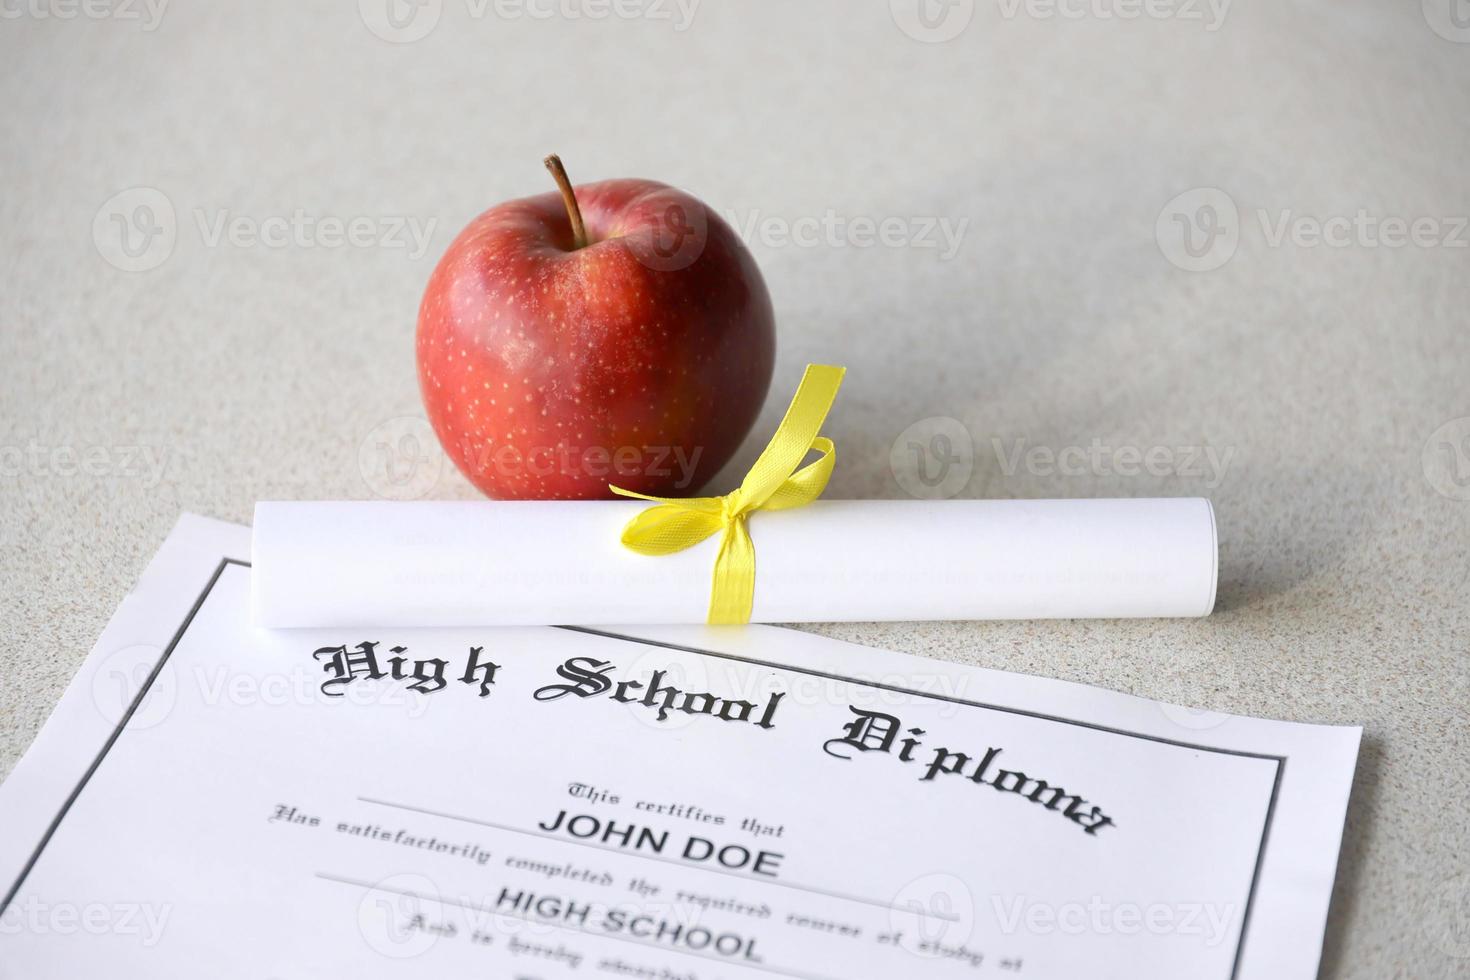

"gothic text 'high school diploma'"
[250, 498, 1219, 627]
[0, 515, 1355, 979]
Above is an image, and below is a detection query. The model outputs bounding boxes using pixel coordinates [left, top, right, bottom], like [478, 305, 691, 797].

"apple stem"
[544, 154, 589, 250]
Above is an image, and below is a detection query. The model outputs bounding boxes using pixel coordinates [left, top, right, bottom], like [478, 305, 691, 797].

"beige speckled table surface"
[2, 1, 1468, 976]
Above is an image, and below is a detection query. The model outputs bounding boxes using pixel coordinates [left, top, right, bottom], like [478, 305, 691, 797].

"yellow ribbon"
[610, 364, 847, 625]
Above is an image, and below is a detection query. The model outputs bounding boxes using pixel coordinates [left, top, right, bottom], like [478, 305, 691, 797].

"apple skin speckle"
[416, 177, 776, 500]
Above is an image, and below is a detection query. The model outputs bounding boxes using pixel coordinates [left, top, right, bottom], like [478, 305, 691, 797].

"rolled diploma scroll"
[251, 498, 1217, 628]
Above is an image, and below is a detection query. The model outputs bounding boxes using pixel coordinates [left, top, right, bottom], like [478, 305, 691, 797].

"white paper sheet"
[0, 514, 1355, 979]
[252, 498, 1218, 627]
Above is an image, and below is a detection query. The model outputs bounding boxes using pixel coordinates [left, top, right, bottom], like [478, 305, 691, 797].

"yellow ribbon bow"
[610, 364, 847, 625]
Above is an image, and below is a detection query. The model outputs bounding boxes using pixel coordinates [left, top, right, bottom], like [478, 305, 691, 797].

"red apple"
[416, 155, 776, 500]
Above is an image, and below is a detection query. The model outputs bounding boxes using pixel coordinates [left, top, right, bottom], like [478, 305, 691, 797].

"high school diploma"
[0, 515, 1356, 979]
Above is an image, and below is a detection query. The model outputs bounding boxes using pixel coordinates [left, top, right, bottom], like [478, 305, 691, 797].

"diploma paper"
[252, 498, 1219, 627]
[0, 515, 1355, 979]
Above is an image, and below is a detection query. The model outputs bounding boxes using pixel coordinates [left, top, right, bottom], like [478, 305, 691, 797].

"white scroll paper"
[251, 498, 1217, 627]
